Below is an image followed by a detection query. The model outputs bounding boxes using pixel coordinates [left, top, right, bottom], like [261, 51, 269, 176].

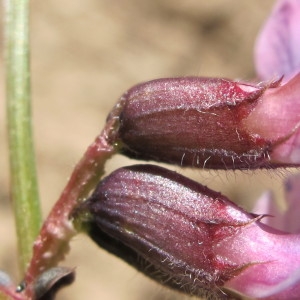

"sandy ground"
[0, 1, 286, 299]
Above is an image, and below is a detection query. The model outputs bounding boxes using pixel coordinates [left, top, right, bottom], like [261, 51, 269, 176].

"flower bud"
[79, 164, 251, 299]
[77, 164, 300, 299]
[110, 75, 300, 169]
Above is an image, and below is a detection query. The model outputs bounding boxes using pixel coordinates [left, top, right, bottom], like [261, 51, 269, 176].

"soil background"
[0, 1, 286, 299]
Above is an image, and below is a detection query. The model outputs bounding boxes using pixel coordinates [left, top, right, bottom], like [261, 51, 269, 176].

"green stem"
[5, 0, 42, 274]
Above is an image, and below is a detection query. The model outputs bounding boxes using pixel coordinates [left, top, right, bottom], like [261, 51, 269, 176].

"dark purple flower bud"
[78, 164, 250, 299]
[110, 75, 300, 169]
[76, 164, 300, 299]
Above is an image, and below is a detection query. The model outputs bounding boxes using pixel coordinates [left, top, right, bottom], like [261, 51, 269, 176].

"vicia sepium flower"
[76, 165, 300, 300]
[110, 73, 300, 169]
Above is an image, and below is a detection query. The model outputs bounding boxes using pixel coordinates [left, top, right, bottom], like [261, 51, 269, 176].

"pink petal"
[255, 0, 300, 80]
[242, 73, 300, 165]
[224, 223, 300, 299]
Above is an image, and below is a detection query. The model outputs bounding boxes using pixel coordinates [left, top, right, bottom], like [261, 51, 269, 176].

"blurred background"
[0, 0, 284, 299]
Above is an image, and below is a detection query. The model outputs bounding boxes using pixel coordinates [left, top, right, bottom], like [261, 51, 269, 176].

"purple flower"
[79, 165, 300, 299]
[110, 73, 300, 169]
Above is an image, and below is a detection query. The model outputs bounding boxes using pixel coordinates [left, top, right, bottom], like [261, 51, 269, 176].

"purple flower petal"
[224, 223, 300, 299]
[255, 0, 300, 80]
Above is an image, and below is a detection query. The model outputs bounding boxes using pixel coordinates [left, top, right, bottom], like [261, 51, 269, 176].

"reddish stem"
[22, 112, 120, 298]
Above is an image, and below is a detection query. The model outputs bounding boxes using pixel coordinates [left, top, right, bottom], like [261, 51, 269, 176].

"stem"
[5, 0, 42, 274]
[24, 112, 119, 298]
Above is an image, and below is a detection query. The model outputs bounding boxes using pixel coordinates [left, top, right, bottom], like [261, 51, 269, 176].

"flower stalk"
[23, 115, 118, 299]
